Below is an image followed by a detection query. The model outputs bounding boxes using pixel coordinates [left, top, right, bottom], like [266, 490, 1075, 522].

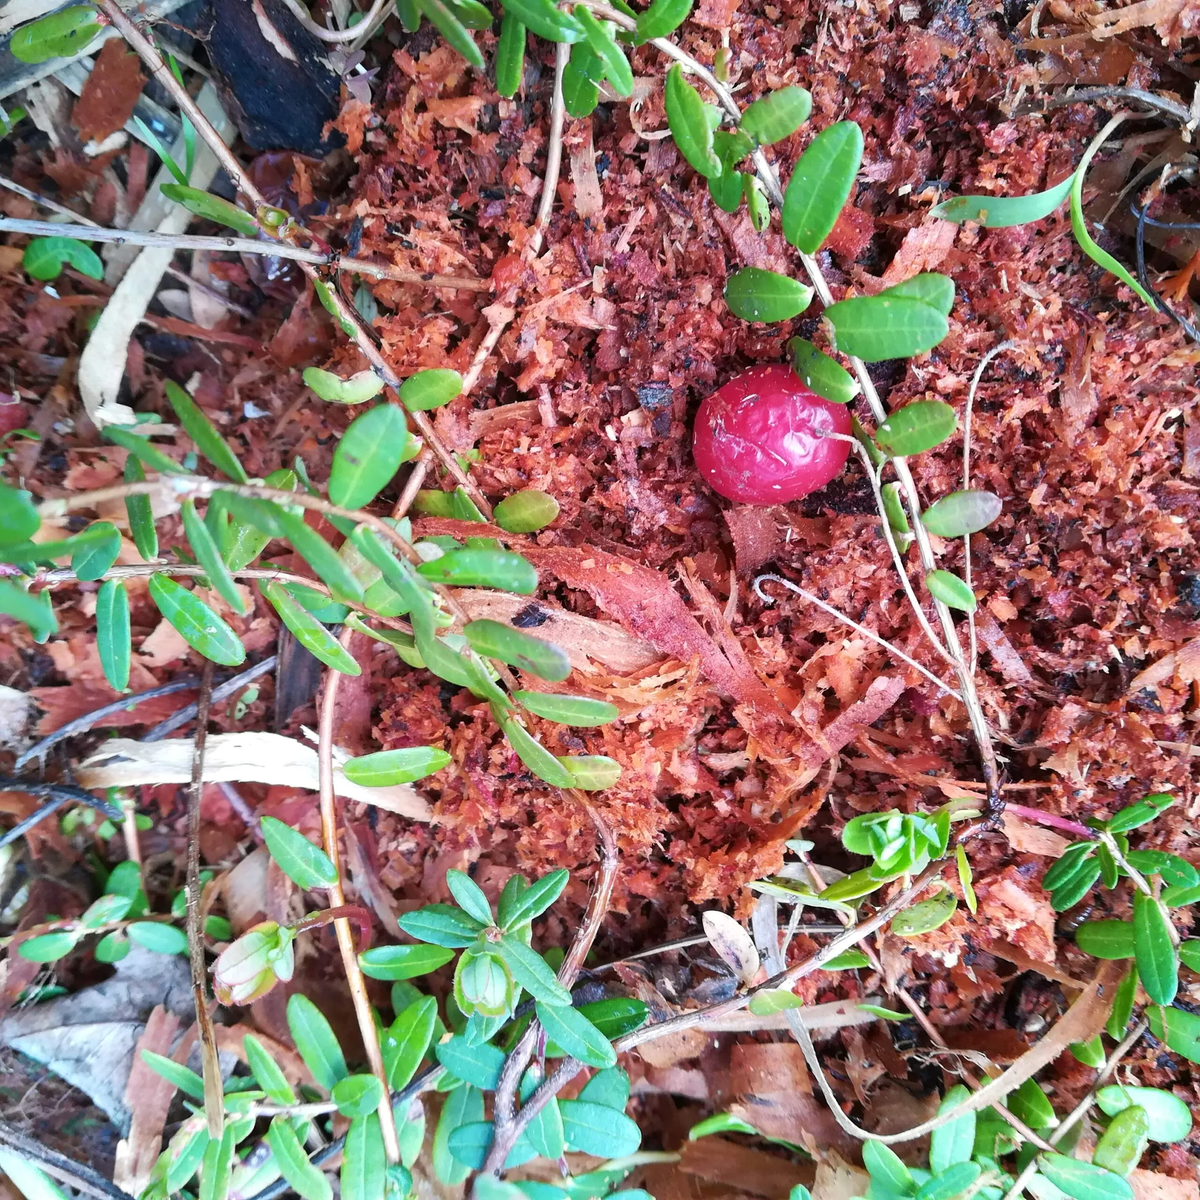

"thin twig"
[1012, 87, 1190, 122]
[277, 0, 390, 41]
[93, 0, 492, 516]
[143, 655, 278, 741]
[0, 217, 490, 292]
[753, 574, 963, 700]
[186, 661, 224, 1138]
[0, 777, 122, 849]
[317, 627, 401, 1163]
[0, 1121, 135, 1200]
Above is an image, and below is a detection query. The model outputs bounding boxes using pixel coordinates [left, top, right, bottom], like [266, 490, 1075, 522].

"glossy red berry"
[692, 365, 852, 505]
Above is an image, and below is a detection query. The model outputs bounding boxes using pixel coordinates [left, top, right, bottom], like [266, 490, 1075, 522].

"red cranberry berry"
[692, 364, 852, 505]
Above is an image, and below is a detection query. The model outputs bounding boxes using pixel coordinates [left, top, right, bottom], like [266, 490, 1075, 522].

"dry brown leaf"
[1000, 812, 1071, 857]
[73, 39, 145, 144]
[730, 1042, 811, 1097]
[811, 1153, 870, 1200]
[1131, 1171, 1200, 1200]
[679, 1136, 811, 1197]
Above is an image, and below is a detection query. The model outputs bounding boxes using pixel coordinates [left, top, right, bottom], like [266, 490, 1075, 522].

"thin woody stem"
[0, 217, 489, 292]
[277, 0, 390, 41]
[94, 0, 492, 516]
[317, 627, 401, 1162]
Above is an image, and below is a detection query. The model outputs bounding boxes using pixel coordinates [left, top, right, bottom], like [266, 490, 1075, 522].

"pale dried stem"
[277, 0, 389, 42]
[0, 217, 489, 291]
[460, 40, 570, 399]
[95, 0, 491, 516]
[317, 627, 401, 1163]
[185, 660, 224, 1138]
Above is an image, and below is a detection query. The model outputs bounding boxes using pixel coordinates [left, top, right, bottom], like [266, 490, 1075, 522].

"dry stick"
[94, 0, 492, 516]
[185, 660, 224, 1138]
[962, 340, 1015, 675]
[317, 627, 401, 1163]
[482, 796, 619, 1179]
[575, 0, 1003, 812]
[0, 216, 490, 292]
[0, 1120, 135, 1200]
[999, 1019, 1149, 1200]
[459, 40, 570, 398]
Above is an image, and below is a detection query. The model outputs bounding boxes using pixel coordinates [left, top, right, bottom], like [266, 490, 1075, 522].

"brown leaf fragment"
[1131, 1171, 1200, 1200]
[730, 1042, 811, 1097]
[73, 40, 146, 144]
[678, 1136, 811, 1197]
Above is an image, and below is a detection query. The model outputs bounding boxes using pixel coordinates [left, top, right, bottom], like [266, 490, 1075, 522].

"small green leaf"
[22, 236, 103, 281]
[444, 0, 494, 27]
[342, 746, 452, 786]
[825, 294, 949, 361]
[10, 7, 102, 63]
[572, 996, 648, 1041]
[80, 893, 133, 928]
[498, 0, 584, 40]
[302, 368, 384, 405]
[535, 1001, 617, 1068]
[261, 581, 361, 675]
[574, 6, 632, 95]
[917, 1162, 981, 1200]
[521, 1072, 566, 1160]
[724, 267, 813, 324]
[0, 581, 56, 640]
[124, 456, 158, 561]
[921, 490, 1003, 537]
[926, 570, 977, 613]
[1076, 920, 1135, 960]
[267, 1117, 332, 1200]
[875, 400, 958, 455]
[147, 575, 246, 665]
[1093, 1105, 1149, 1176]
[141, 1050, 206, 1100]
[182, 500, 246, 614]
[432, 1082, 482, 1185]
[164, 380, 248, 483]
[273, 508, 365, 603]
[160, 184, 260, 237]
[493, 489, 559, 533]
[496, 15, 527, 96]
[287, 994, 348, 1093]
[863, 1143, 915, 1196]
[559, 755, 622, 791]
[781, 121, 863, 253]
[1148, 1004, 1200, 1064]
[0, 485, 39, 546]
[419, 0, 486, 67]
[1163, 883, 1200, 907]
[956, 844, 977, 915]
[104, 426, 184, 476]
[261, 816, 338, 891]
[740, 86, 812, 145]
[244, 1034, 296, 1105]
[1043, 842, 1096, 891]
[383, 995, 438, 1090]
[931, 173, 1075, 228]
[17, 930, 78, 963]
[689, 1112, 761, 1140]
[199, 1126, 236, 1200]
[341, 1115, 386, 1200]
[445, 868, 493, 925]
[436, 1036, 506, 1089]
[96, 579, 131, 692]
[1097, 1086, 1191, 1143]
[559, 1099, 641, 1156]
[333, 1074, 385, 1119]
[1070, 1034, 1106, 1068]
[127, 922, 188, 954]
[747, 988, 804, 1016]
[498, 868, 568, 928]
[563, 43, 601, 117]
[1037, 1153, 1134, 1200]
[664, 64, 721, 178]
[787, 338, 859, 404]
[498, 711, 574, 787]
[1133, 891, 1178, 1006]
[329, 403, 409, 511]
[634, 0, 691, 41]
[578, 1066, 630, 1111]
[891, 891, 958, 936]
[885, 272, 955, 316]
[512, 691, 618, 726]
[70, 521, 121, 581]
[1106, 793, 1174, 833]
[1107, 966, 1138, 1039]
[417, 547, 537, 593]
[930, 1084, 975, 1173]
[1006, 1079, 1057, 1131]
[1069, 144, 1155, 309]
[825, 948, 872, 970]
[496, 936, 572, 1005]
[464, 619, 570, 680]
[360, 944, 455, 980]
[858, 1003, 910, 1020]
[398, 903, 486, 948]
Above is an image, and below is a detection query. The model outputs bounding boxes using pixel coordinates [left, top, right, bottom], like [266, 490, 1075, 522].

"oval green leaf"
[496, 15, 526, 96]
[415, 0, 484, 66]
[563, 43, 601, 117]
[71, 521, 121, 581]
[329, 403, 409, 511]
[781, 121, 863, 253]
[930, 1084, 975, 1173]
[825, 294, 949, 362]
[127, 921, 189, 954]
[18, 930, 79, 963]
[147, 575, 246, 666]
[512, 691, 618, 726]
[1076, 920, 1135, 960]
[1097, 1086, 1192, 1143]
[558, 1099, 641, 1157]
[493, 489, 559, 533]
[634, 0, 691, 41]
[96, 579, 131, 692]
[926, 570, 976, 613]
[287, 993, 349, 1093]
[359, 944, 455, 980]
[11, 7, 102, 63]
[891, 891, 958, 937]
[123, 456, 159, 560]
[417, 548, 537, 593]
[740, 86, 812, 146]
[332, 1074, 385, 1119]
[724, 267, 813, 324]
[302, 368, 384, 405]
[1133, 891, 1178, 1006]
[1093, 1105, 1149, 1176]
[497, 0, 584, 41]
[342, 745, 452, 786]
[0, 484, 40, 545]
[1037, 1153, 1133, 1200]
[863, 1142, 914, 1195]
[182, 500, 246, 615]
[267, 1118, 332, 1200]
[559, 754, 622, 791]
[788, 337, 859, 404]
[261, 816, 338, 890]
[260, 581, 360, 675]
[573, 6, 632, 95]
[536, 1002, 617, 1068]
[921, 490, 1002, 537]
[463, 619, 571, 680]
[665, 64, 720, 179]
[498, 712, 574, 787]
[875, 400, 958, 456]
[23, 236, 103, 281]
[273, 508, 365, 604]
[885, 272, 955, 316]
[398, 904, 486, 949]
[164, 380, 248, 483]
